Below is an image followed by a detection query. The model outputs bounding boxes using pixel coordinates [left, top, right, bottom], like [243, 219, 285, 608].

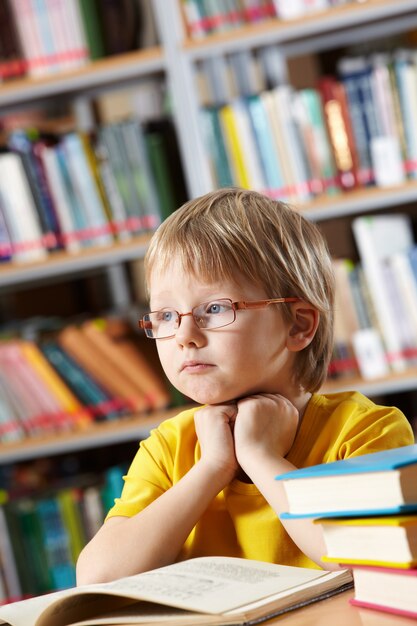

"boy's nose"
[175, 313, 206, 347]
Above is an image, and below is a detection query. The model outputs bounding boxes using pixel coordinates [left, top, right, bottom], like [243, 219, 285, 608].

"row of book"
[278, 444, 417, 618]
[181, 0, 363, 39]
[0, 316, 171, 444]
[0, 0, 156, 81]
[0, 115, 184, 265]
[198, 47, 417, 202]
[0, 464, 124, 602]
[332, 213, 417, 378]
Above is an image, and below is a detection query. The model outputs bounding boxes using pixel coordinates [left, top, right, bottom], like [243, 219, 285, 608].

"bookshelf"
[0, 0, 417, 600]
[0, 233, 151, 288]
[0, 405, 195, 465]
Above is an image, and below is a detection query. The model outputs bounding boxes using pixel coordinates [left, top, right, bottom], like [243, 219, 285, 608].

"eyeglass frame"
[138, 297, 300, 339]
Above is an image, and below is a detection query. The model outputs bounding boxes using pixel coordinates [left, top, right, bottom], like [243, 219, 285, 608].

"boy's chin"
[188, 391, 242, 406]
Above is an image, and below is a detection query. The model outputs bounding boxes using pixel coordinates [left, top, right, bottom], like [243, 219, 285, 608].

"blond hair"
[145, 188, 335, 392]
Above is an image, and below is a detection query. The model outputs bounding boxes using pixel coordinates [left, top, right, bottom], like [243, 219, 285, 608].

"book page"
[0, 588, 70, 626]
[80, 557, 324, 614]
[0, 557, 336, 626]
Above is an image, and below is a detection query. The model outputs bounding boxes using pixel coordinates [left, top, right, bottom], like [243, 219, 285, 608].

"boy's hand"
[234, 394, 299, 470]
[194, 403, 239, 484]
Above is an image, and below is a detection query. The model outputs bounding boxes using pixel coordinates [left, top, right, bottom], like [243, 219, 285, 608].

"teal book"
[200, 106, 233, 188]
[36, 498, 76, 591]
[101, 465, 126, 514]
[41, 342, 125, 421]
[277, 444, 417, 519]
[98, 125, 145, 233]
[118, 120, 162, 229]
[246, 94, 284, 193]
[13, 499, 52, 595]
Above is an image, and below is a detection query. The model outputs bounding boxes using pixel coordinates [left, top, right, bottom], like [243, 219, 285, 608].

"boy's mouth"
[180, 360, 214, 372]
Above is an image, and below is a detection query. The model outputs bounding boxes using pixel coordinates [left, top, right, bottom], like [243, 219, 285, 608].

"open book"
[0, 557, 352, 626]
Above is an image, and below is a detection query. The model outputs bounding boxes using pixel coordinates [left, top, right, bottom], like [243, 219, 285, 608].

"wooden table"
[269, 590, 415, 625]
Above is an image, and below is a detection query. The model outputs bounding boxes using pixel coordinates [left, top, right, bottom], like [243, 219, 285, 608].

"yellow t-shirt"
[107, 391, 414, 568]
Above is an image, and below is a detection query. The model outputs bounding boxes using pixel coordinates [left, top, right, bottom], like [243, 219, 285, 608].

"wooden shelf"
[182, 0, 417, 59]
[0, 234, 152, 288]
[0, 47, 165, 108]
[322, 367, 417, 398]
[0, 405, 194, 465]
[296, 180, 417, 222]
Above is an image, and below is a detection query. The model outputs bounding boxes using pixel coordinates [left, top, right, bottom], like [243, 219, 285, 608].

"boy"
[76, 188, 413, 584]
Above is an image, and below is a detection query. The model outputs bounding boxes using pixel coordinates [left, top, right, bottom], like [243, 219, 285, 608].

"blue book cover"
[276, 444, 417, 481]
[277, 445, 417, 519]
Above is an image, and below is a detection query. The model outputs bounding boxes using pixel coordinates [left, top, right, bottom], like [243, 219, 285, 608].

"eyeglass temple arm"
[234, 298, 300, 310]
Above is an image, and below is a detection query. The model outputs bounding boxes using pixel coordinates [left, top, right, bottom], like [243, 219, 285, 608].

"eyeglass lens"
[144, 299, 236, 338]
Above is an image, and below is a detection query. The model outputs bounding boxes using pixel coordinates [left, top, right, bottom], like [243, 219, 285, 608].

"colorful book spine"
[41, 341, 126, 421]
[319, 76, 360, 190]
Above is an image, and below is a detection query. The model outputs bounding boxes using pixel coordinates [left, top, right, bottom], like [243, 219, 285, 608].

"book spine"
[62, 0, 89, 68]
[0, 0, 26, 79]
[118, 120, 162, 229]
[319, 76, 360, 190]
[76, 0, 105, 60]
[246, 94, 284, 196]
[32, 0, 58, 74]
[62, 133, 114, 247]
[57, 489, 86, 564]
[8, 131, 60, 250]
[0, 152, 48, 263]
[0, 506, 23, 602]
[20, 341, 92, 429]
[37, 143, 83, 253]
[200, 107, 234, 189]
[35, 498, 76, 590]
[41, 341, 125, 421]
[394, 54, 417, 180]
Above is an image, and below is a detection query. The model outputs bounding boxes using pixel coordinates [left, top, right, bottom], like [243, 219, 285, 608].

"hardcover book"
[276, 444, 417, 518]
[350, 565, 417, 618]
[317, 514, 417, 567]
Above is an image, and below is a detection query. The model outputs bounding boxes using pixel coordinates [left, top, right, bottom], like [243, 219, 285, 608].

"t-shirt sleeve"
[105, 408, 198, 519]
[106, 430, 174, 519]
[333, 403, 414, 460]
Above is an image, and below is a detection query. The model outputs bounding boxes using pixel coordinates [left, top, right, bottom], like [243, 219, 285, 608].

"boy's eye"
[157, 310, 175, 322]
[206, 301, 228, 315]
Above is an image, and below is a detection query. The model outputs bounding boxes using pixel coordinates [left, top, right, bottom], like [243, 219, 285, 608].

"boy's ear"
[286, 301, 319, 352]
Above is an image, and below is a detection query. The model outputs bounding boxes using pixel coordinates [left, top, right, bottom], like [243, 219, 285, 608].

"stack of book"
[276, 444, 417, 619]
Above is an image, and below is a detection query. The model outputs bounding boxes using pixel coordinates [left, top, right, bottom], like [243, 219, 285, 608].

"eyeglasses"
[139, 297, 299, 339]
